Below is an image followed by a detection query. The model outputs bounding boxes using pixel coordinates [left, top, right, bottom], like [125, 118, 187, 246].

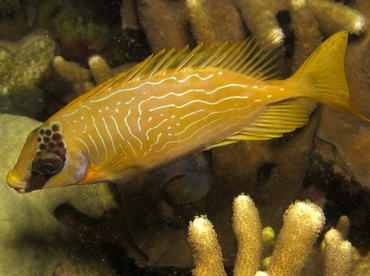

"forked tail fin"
[290, 31, 369, 122]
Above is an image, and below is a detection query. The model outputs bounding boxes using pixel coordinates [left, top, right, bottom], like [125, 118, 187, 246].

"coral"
[0, 0, 369, 273]
[0, 114, 119, 274]
[52, 54, 129, 98]
[188, 194, 370, 276]
[128, 0, 365, 53]
[52, 56, 93, 96]
[0, 32, 55, 118]
[353, 251, 370, 275]
[232, 195, 262, 276]
[266, 201, 325, 275]
[315, 0, 370, 190]
[55, 15, 125, 65]
[323, 229, 353, 276]
[188, 216, 226, 276]
[188, 194, 325, 276]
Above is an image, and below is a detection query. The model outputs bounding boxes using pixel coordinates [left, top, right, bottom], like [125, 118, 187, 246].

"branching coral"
[188, 216, 226, 276]
[128, 0, 365, 53]
[188, 195, 366, 276]
[323, 229, 353, 276]
[232, 195, 262, 276]
[53, 54, 129, 99]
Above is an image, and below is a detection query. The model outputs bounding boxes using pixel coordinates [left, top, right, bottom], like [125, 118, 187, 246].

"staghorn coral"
[188, 194, 325, 276]
[52, 54, 131, 100]
[232, 195, 262, 276]
[188, 194, 370, 276]
[188, 216, 226, 276]
[266, 201, 325, 276]
[323, 228, 353, 276]
[126, 0, 365, 53]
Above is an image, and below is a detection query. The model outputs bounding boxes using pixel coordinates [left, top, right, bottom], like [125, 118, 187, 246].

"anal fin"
[206, 100, 309, 149]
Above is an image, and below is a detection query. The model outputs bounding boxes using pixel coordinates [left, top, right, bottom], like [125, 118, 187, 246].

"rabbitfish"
[7, 31, 369, 193]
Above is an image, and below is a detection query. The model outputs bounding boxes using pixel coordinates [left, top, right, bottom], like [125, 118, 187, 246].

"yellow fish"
[6, 31, 368, 193]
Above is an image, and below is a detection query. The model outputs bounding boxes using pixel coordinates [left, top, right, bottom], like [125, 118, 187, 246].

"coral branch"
[232, 195, 262, 276]
[323, 228, 353, 276]
[188, 216, 226, 276]
[266, 201, 325, 276]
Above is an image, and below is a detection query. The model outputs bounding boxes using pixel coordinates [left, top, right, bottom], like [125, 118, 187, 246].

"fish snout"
[6, 172, 28, 193]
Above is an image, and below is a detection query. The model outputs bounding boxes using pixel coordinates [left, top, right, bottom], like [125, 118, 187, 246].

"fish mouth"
[6, 172, 28, 193]
[14, 188, 26, 194]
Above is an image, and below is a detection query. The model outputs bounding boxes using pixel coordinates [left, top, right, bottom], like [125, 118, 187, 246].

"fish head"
[6, 122, 89, 193]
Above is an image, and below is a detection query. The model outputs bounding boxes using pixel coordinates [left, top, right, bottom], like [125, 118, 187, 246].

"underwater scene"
[1, 0, 370, 275]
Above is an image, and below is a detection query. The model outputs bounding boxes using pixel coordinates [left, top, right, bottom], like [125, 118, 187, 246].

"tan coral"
[323, 228, 353, 276]
[126, 0, 366, 52]
[188, 195, 325, 276]
[232, 195, 262, 276]
[266, 201, 325, 276]
[53, 56, 92, 95]
[188, 216, 226, 276]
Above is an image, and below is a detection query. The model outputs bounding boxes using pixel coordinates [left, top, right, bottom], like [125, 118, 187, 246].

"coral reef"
[0, 0, 370, 274]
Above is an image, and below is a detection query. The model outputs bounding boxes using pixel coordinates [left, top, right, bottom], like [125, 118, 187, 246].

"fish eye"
[32, 153, 63, 175]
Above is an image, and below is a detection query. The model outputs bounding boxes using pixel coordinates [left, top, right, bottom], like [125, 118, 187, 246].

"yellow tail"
[290, 31, 369, 121]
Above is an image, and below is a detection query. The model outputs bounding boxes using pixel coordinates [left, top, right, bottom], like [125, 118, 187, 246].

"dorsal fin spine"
[98, 34, 282, 95]
[174, 44, 203, 70]
[147, 49, 176, 77]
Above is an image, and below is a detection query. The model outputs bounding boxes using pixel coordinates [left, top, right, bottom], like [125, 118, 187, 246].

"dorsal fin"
[107, 36, 283, 91]
[205, 100, 309, 150]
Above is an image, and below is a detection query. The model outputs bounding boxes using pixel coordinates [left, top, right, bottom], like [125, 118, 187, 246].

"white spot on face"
[218, 71, 223, 76]
[254, 99, 262, 103]
[167, 126, 171, 130]
[98, 109, 102, 113]
[73, 120, 78, 123]
[117, 101, 122, 105]
[81, 116, 85, 120]
[148, 117, 153, 122]
[171, 115, 175, 119]
[105, 106, 109, 110]
[267, 95, 272, 98]
[176, 123, 180, 127]
[160, 113, 164, 117]
[253, 85, 258, 89]
[115, 109, 119, 113]
[280, 87, 285, 91]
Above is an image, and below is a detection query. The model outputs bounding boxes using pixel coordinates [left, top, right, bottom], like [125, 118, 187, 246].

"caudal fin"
[290, 31, 369, 121]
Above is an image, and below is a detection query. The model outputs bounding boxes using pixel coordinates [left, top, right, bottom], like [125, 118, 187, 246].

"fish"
[6, 31, 369, 193]
[148, 151, 213, 205]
